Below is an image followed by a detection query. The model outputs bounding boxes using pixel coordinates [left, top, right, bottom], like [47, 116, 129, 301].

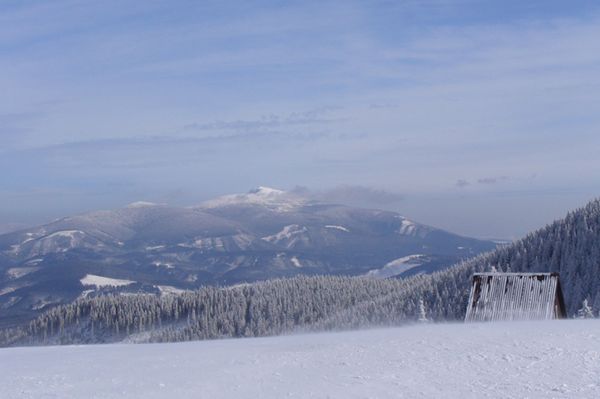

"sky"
[1, 0, 600, 239]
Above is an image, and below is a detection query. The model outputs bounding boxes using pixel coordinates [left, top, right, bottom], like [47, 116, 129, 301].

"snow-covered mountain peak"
[200, 186, 304, 211]
[248, 186, 285, 196]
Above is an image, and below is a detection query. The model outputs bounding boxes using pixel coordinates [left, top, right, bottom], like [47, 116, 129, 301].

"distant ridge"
[0, 186, 494, 328]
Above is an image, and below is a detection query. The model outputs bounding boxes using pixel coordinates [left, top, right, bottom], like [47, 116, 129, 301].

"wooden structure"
[465, 272, 567, 322]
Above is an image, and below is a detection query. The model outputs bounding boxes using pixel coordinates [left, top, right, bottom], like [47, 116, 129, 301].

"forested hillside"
[2, 198, 599, 347]
[1, 276, 431, 346]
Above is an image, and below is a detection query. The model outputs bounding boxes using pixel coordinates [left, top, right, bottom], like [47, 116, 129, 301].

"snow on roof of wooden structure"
[465, 272, 567, 322]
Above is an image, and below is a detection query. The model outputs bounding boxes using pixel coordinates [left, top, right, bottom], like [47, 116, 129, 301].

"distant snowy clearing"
[366, 254, 424, 278]
[2, 320, 600, 398]
[80, 274, 134, 288]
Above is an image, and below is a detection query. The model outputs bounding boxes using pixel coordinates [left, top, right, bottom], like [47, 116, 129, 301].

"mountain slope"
[0, 187, 495, 328]
[451, 197, 600, 315]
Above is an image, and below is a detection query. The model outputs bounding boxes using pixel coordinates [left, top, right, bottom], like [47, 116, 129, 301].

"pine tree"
[417, 299, 428, 323]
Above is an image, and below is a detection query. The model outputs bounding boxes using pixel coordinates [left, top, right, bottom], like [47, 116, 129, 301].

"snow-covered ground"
[2, 320, 600, 399]
[79, 274, 135, 288]
[366, 254, 424, 278]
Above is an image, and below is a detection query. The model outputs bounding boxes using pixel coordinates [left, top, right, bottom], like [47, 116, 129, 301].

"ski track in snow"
[1, 320, 600, 399]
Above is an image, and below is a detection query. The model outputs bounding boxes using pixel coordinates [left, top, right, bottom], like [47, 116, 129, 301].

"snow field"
[1, 320, 599, 399]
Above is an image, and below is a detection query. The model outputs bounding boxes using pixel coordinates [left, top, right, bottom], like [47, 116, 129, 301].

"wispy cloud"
[182, 108, 344, 132]
[456, 176, 510, 188]
[292, 185, 404, 207]
[477, 176, 509, 185]
[456, 179, 470, 188]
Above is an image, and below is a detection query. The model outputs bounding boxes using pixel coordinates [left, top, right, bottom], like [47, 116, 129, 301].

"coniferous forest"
[2, 198, 600, 347]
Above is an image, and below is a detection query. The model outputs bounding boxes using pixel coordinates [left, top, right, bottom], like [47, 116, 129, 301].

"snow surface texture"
[2, 320, 600, 399]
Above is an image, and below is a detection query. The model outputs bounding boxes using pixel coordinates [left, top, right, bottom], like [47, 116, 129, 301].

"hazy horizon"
[0, 184, 596, 241]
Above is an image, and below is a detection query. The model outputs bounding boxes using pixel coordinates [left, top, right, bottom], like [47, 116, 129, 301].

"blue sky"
[1, 0, 600, 239]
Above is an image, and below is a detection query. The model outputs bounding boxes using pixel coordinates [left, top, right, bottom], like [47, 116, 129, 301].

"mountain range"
[0, 186, 495, 327]
[4, 196, 600, 348]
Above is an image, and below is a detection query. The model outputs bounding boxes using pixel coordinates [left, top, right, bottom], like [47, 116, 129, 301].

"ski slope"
[1, 320, 600, 398]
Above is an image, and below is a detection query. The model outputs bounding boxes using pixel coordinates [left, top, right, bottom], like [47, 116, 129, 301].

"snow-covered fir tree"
[417, 299, 428, 323]
[576, 299, 595, 319]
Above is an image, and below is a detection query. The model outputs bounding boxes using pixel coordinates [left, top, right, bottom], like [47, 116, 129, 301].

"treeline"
[3, 198, 600, 347]
[0, 276, 430, 346]
[0, 259, 491, 347]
